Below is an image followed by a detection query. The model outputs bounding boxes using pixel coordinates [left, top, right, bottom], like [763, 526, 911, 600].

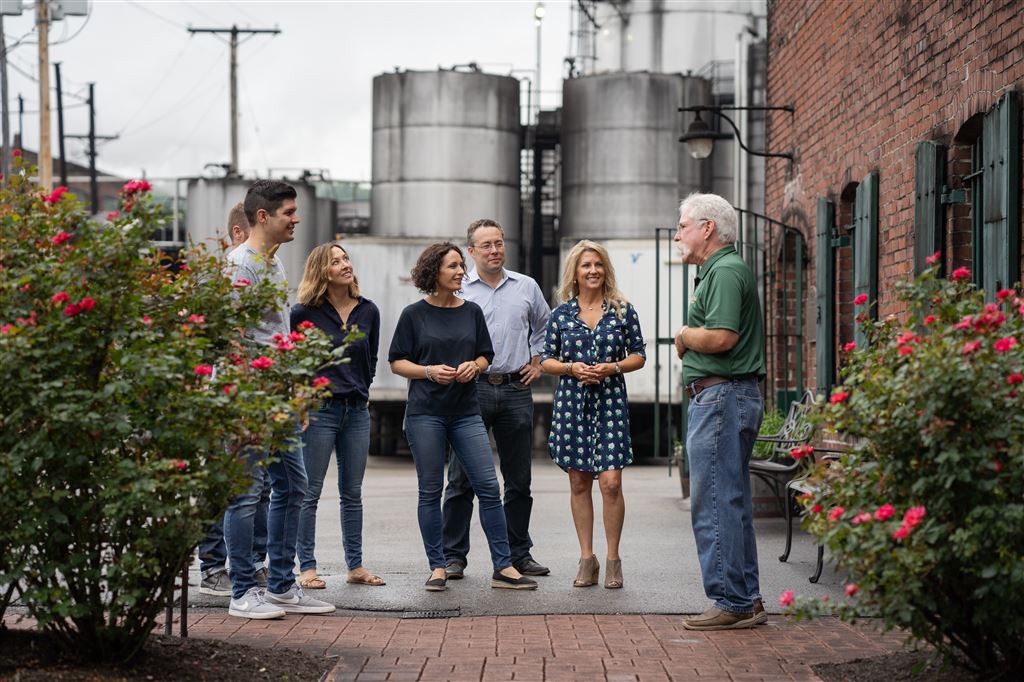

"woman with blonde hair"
[291, 242, 384, 589]
[540, 240, 646, 589]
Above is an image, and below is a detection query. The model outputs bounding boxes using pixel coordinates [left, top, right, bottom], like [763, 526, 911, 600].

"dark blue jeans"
[442, 380, 534, 565]
[404, 413, 512, 571]
[686, 377, 764, 613]
[297, 398, 371, 572]
[198, 474, 270, 578]
[224, 440, 307, 599]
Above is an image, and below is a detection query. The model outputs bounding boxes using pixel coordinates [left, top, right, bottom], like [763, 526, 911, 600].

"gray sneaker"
[264, 585, 336, 614]
[228, 586, 286, 620]
[254, 566, 268, 589]
[199, 569, 232, 597]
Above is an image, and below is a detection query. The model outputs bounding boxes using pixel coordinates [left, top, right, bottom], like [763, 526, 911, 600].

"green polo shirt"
[682, 245, 766, 383]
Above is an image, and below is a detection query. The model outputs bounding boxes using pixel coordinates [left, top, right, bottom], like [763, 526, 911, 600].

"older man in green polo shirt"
[673, 192, 767, 631]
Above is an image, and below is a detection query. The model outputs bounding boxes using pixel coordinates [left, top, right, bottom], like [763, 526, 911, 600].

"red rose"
[288, 331, 306, 342]
[843, 342, 856, 352]
[233, 278, 251, 288]
[312, 376, 331, 389]
[923, 314, 936, 325]
[997, 288, 1014, 302]
[44, 186, 69, 204]
[830, 390, 850, 404]
[962, 340, 981, 355]
[903, 505, 926, 528]
[142, 315, 153, 326]
[175, 459, 188, 471]
[844, 583, 860, 597]
[250, 356, 274, 370]
[874, 504, 895, 521]
[778, 590, 794, 607]
[51, 231, 73, 246]
[11, 149, 21, 157]
[954, 315, 973, 331]
[790, 444, 814, 459]
[194, 364, 214, 376]
[228, 353, 245, 366]
[51, 291, 69, 304]
[854, 294, 868, 305]
[812, 503, 823, 513]
[952, 266, 971, 281]
[276, 340, 296, 352]
[78, 297, 96, 311]
[188, 314, 206, 324]
[828, 506, 845, 521]
[106, 211, 120, 221]
[297, 320, 316, 331]
[223, 384, 236, 395]
[925, 251, 941, 265]
[63, 303, 82, 317]
[851, 512, 872, 525]
[898, 345, 913, 356]
[892, 525, 910, 541]
[994, 337, 1017, 353]
[0, 323, 14, 335]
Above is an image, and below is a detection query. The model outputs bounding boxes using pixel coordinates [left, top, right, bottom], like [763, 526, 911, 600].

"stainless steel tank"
[185, 177, 333, 292]
[371, 69, 521, 253]
[560, 72, 711, 239]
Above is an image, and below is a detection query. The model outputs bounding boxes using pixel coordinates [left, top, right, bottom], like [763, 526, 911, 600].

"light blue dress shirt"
[461, 268, 551, 375]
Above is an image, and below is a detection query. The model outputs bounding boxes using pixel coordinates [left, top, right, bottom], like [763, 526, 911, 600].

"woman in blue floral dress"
[540, 240, 646, 589]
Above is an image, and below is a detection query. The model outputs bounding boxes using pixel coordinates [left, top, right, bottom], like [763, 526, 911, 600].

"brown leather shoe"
[750, 598, 768, 625]
[682, 606, 757, 631]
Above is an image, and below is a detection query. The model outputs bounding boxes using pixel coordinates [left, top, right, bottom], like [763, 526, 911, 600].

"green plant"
[785, 261, 1024, 677]
[753, 408, 786, 458]
[0, 157, 338, 662]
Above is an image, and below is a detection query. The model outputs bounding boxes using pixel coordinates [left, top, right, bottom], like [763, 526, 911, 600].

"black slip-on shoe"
[445, 561, 465, 580]
[491, 571, 538, 590]
[425, 575, 447, 592]
[513, 557, 551, 576]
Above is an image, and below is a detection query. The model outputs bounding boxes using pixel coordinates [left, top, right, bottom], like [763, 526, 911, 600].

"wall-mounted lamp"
[678, 105, 795, 161]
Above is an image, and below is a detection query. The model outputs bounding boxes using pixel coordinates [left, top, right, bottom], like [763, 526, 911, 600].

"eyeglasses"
[472, 240, 505, 253]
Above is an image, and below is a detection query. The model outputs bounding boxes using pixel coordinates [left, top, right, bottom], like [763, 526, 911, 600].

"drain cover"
[401, 608, 460, 619]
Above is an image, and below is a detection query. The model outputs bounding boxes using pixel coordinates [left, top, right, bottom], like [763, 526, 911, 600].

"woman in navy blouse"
[389, 242, 537, 592]
[291, 243, 383, 590]
[540, 240, 646, 590]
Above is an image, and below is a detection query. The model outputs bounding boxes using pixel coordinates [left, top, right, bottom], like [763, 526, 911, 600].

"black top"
[290, 298, 380, 402]
[388, 299, 495, 416]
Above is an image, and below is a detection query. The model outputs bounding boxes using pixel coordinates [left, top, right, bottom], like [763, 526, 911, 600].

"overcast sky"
[2, 0, 571, 181]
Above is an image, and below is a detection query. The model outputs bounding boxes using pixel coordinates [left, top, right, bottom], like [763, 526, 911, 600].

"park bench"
[750, 390, 845, 583]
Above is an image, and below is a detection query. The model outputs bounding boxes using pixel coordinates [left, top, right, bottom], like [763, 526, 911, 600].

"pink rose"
[250, 356, 274, 370]
[994, 337, 1017, 353]
[312, 376, 331, 389]
[106, 211, 120, 221]
[851, 512, 872, 525]
[923, 314, 936, 325]
[892, 525, 910, 541]
[194, 364, 213, 376]
[961, 340, 981, 355]
[276, 340, 296, 352]
[51, 231, 73, 246]
[11, 149, 22, 157]
[952, 266, 971, 281]
[51, 291, 69, 304]
[873, 504, 895, 521]
[925, 251, 941, 266]
[997, 289, 1014, 302]
[288, 331, 306, 342]
[830, 390, 850, 405]
[0, 323, 13, 335]
[778, 590, 794, 607]
[843, 342, 856, 352]
[188, 314, 206, 324]
[954, 315, 974, 331]
[142, 315, 153, 326]
[297, 320, 316, 331]
[854, 294, 868, 305]
[78, 297, 96, 311]
[828, 506, 845, 522]
[844, 583, 860, 597]
[903, 506, 926, 528]
[233, 278, 251, 288]
[898, 345, 913, 356]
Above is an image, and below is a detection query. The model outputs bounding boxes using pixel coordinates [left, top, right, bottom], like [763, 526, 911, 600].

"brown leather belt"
[685, 375, 757, 400]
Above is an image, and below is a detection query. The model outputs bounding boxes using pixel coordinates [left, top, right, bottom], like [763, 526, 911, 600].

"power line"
[114, 38, 195, 133]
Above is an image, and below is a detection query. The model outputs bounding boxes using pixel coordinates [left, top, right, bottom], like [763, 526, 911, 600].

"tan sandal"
[573, 555, 600, 587]
[346, 569, 386, 586]
[605, 558, 623, 589]
[298, 570, 326, 590]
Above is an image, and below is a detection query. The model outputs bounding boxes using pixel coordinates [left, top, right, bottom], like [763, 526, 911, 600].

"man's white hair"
[678, 193, 737, 244]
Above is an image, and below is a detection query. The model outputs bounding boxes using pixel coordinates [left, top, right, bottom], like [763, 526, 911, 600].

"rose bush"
[786, 259, 1024, 677]
[0, 156, 340, 662]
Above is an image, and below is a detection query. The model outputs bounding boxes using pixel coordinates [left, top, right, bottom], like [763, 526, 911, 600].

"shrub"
[788, 261, 1024, 677]
[0, 157, 338, 662]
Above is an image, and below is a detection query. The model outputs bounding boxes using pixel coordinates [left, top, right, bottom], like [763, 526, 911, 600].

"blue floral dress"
[542, 299, 646, 473]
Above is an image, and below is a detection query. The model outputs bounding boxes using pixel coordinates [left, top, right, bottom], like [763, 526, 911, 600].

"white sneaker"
[228, 586, 286, 620]
[264, 585, 336, 614]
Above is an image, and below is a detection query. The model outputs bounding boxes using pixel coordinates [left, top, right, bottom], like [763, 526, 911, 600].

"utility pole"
[188, 25, 280, 175]
[1, 12, 9, 181]
[37, 0, 51, 189]
[55, 62, 66, 186]
[67, 83, 118, 215]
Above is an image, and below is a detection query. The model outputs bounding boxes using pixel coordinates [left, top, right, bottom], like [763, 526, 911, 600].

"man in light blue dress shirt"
[442, 219, 552, 578]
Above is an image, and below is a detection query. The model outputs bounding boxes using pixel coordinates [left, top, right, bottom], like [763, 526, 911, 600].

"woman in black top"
[291, 243, 384, 590]
[389, 242, 537, 592]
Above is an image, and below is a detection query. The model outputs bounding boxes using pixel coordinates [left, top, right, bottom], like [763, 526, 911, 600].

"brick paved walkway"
[154, 611, 909, 681]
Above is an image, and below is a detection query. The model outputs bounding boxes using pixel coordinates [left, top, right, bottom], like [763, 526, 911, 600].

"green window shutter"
[815, 198, 835, 394]
[981, 91, 1021, 296]
[914, 141, 946, 275]
[853, 172, 879, 346]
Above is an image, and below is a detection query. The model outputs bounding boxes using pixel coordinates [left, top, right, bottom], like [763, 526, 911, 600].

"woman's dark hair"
[410, 242, 463, 293]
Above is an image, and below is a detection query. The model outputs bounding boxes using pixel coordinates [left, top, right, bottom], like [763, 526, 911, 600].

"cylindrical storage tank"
[186, 178, 327, 293]
[561, 72, 711, 240]
[371, 69, 521, 254]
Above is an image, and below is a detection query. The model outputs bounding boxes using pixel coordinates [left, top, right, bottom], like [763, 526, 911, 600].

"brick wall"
[765, 0, 1024, 391]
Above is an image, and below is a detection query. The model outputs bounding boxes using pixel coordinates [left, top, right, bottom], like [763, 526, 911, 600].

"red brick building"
[763, 0, 1024, 399]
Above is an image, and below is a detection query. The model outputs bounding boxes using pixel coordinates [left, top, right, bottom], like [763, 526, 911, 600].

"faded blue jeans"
[224, 438, 307, 600]
[297, 397, 371, 572]
[197, 474, 270, 578]
[686, 377, 764, 613]
[404, 413, 512, 571]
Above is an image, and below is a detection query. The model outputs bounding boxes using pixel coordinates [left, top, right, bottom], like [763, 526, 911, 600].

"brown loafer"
[749, 598, 768, 625]
[681, 606, 757, 631]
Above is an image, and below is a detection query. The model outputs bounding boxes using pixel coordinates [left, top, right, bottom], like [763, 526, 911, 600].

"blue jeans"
[198, 475, 270, 578]
[404, 413, 512, 571]
[297, 398, 371, 572]
[686, 377, 764, 613]
[443, 380, 535, 565]
[224, 439, 308, 599]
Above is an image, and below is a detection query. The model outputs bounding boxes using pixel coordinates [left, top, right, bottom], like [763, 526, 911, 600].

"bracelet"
[566, 361, 574, 376]
[424, 365, 434, 382]
[615, 362, 622, 374]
